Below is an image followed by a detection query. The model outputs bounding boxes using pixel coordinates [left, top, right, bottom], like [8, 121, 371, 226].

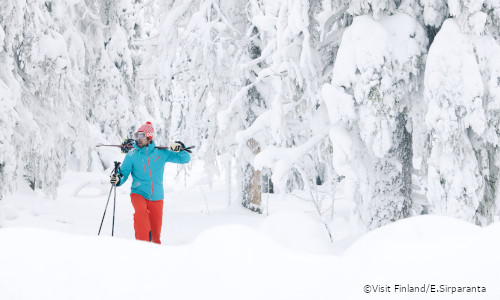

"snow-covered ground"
[0, 158, 354, 254]
[1, 159, 499, 299]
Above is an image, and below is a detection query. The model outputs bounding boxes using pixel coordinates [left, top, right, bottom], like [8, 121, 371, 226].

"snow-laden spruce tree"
[0, 22, 18, 199]
[419, 0, 449, 28]
[484, 0, 500, 40]
[417, 0, 500, 41]
[424, 16, 500, 225]
[322, 3, 428, 228]
[0, 0, 153, 198]
[84, 0, 153, 146]
[225, 0, 344, 214]
[0, 0, 92, 196]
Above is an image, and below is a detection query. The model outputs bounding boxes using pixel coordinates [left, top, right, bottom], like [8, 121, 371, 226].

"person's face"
[134, 132, 151, 148]
[137, 137, 150, 148]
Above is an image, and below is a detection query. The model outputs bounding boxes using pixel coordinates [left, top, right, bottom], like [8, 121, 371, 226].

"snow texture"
[1, 215, 499, 299]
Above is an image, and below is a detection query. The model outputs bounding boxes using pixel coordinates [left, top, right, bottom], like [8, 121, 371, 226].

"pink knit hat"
[137, 121, 154, 140]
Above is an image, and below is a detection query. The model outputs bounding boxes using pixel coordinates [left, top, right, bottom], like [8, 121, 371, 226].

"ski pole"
[98, 161, 121, 236]
[112, 182, 117, 236]
[98, 185, 114, 235]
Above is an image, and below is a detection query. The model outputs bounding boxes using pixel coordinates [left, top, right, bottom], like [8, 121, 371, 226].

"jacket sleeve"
[163, 149, 191, 164]
[117, 154, 133, 186]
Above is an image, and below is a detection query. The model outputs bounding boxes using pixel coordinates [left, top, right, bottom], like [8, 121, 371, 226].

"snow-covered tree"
[0, 0, 152, 198]
[420, 0, 449, 28]
[0, 0, 88, 196]
[424, 18, 500, 225]
[233, 0, 341, 213]
[348, 0, 396, 19]
[323, 11, 427, 229]
[485, 0, 500, 40]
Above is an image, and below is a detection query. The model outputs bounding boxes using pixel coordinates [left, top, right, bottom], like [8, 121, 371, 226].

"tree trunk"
[241, 138, 262, 213]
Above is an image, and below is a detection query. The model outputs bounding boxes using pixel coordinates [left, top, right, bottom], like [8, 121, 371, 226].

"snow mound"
[0, 226, 337, 300]
[346, 215, 483, 256]
[0, 228, 166, 300]
[259, 211, 332, 254]
[1, 217, 500, 299]
[341, 215, 500, 299]
[0, 204, 18, 221]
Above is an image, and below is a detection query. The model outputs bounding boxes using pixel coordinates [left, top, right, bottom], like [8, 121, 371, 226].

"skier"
[109, 121, 190, 244]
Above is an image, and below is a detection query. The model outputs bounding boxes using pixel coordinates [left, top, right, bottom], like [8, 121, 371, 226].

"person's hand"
[169, 142, 182, 152]
[110, 174, 121, 186]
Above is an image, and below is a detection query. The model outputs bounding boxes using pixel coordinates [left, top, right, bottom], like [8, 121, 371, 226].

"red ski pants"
[130, 193, 164, 244]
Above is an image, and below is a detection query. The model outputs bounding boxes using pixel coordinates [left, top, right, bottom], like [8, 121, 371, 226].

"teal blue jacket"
[117, 141, 191, 201]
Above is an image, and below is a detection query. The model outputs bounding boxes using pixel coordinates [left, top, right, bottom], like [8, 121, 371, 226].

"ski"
[96, 143, 194, 153]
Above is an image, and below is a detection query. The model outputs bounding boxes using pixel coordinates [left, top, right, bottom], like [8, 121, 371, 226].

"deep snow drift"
[1, 217, 499, 299]
[1, 161, 500, 299]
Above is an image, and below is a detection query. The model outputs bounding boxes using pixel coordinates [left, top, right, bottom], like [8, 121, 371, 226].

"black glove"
[110, 174, 121, 186]
[176, 141, 186, 149]
[121, 139, 134, 153]
[175, 141, 192, 153]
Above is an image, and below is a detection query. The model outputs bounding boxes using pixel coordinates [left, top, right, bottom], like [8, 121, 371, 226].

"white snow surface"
[1, 160, 500, 299]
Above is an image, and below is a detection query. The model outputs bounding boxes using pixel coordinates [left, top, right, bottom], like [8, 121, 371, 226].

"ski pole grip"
[113, 161, 121, 174]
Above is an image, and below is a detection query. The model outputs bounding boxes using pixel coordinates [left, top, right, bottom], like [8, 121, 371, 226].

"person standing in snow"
[109, 122, 190, 244]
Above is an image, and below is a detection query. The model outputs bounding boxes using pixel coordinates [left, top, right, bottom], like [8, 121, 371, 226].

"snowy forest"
[1, 0, 500, 233]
